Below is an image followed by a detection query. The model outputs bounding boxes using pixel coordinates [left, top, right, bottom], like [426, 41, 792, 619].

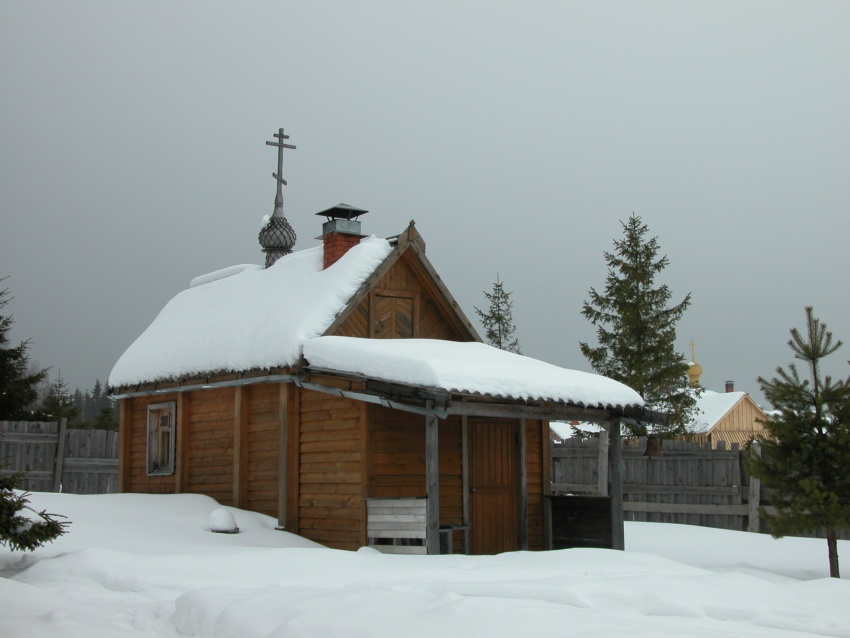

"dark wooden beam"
[607, 421, 624, 551]
[517, 419, 528, 551]
[446, 401, 619, 423]
[425, 402, 440, 555]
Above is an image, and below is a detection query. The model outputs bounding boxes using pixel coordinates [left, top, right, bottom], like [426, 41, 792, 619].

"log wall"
[245, 383, 280, 517]
[185, 388, 235, 505]
[297, 389, 364, 549]
[372, 406, 464, 551]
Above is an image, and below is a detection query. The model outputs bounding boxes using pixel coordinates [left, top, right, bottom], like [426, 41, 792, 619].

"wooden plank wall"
[552, 438, 748, 530]
[372, 407, 464, 549]
[342, 255, 468, 342]
[185, 388, 235, 505]
[0, 421, 59, 491]
[297, 389, 364, 549]
[245, 383, 280, 517]
[1, 421, 119, 494]
[61, 429, 119, 494]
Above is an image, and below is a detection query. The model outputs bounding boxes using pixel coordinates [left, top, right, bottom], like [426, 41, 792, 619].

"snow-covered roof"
[690, 390, 747, 433]
[303, 337, 644, 409]
[109, 238, 394, 387]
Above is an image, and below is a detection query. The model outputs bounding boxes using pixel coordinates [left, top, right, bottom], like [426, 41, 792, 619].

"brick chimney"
[316, 204, 368, 269]
[725, 380, 735, 393]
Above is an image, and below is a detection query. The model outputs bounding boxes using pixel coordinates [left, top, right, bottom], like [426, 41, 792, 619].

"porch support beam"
[607, 420, 624, 550]
[518, 419, 528, 550]
[425, 402, 440, 555]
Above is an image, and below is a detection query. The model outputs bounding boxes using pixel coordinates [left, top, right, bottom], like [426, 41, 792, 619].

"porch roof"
[302, 336, 644, 411]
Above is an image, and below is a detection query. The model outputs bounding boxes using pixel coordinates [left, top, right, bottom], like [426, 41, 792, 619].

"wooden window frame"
[147, 401, 176, 476]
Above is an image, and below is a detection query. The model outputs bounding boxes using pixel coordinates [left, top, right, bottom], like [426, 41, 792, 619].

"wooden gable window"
[147, 401, 176, 476]
[372, 291, 418, 339]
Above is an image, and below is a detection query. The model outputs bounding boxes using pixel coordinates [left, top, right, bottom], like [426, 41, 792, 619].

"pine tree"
[0, 469, 69, 551]
[580, 215, 696, 437]
[475, 275, 521, 354]
[0, 279, 48, 420]
[746, 307, 850, 578]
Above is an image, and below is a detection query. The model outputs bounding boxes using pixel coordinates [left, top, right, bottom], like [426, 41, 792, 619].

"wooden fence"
[551, 435, 849, 539]
[0, 420, 118, 494]
[552, 435, 764, 532]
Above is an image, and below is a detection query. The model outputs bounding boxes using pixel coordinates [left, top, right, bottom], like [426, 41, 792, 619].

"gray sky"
[2, 1, 848, 406]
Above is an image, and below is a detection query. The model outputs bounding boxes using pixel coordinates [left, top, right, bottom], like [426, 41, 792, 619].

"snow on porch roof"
[108, 238, 394, 388]
[303, 336, 645, 410]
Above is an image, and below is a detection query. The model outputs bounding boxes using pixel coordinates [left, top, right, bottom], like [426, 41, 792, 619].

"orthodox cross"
[690, 340, 697, 362]
[266, 128, 296, 210]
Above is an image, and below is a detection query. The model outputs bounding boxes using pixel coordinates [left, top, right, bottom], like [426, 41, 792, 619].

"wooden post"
[425, 404, 440, 555]
[461, 414, 470, 555]
[608, 420, 624, 550]
[118, 400, 131, 493]
[52, 418, 67, 492]
[234, 386, 249, 509]
[747, 441, 762, 533]
[542, 419, 552, 551]
[517, 419, 528, 550]
[277, 383, 289, 529]
[597, 427, 609, 497]
[176, 392, 189, 493]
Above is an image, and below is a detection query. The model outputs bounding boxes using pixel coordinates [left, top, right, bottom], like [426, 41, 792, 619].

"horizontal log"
[367, 527, 426, 537]
[0, 433, 59, 443]
[300, 471, 361, 484]
[550, 483, 601, 494]
[300, 482, 361, 495]
[624, 502, 749, 516]
[369, 545, 426, 555]
[552, 483, 743, 497]
[0, 469, 52, 480]
[626, 485, 741, 496]
[368, 514, 426, 524]
[63, 458, 117, 469]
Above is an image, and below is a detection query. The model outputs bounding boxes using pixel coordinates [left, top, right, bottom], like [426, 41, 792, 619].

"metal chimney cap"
[316, 203, 369, 221]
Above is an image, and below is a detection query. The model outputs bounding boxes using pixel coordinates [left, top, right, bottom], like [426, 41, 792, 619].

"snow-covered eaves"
[303, 336, 645, 410]
[108, 238, 394, 388]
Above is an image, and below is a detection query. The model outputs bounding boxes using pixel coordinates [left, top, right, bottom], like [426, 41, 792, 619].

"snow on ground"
[2, 493, 848, 638]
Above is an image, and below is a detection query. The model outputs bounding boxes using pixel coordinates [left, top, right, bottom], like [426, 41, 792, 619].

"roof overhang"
[301, 368, 665, 425]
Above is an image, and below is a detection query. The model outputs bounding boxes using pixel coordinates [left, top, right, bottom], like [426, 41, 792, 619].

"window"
[147, 402, 176, 475]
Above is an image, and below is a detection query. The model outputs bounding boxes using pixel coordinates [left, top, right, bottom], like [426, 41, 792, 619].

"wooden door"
[469, 419, 519, 554]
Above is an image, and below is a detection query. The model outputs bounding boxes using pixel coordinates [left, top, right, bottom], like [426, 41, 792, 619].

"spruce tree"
[0, 469, 69, 551]
[580, 215, 696, 437]
[475, 275, 521, 354]
[0, 280, 48, 420]
[39, 372, 80, 424]
[747, 307, 850, 578]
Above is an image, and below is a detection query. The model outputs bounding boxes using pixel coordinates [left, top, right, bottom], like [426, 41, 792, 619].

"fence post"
[52, 417, 67, 492]
[597, 428, 609, 497]
[747, 441, 761, 533]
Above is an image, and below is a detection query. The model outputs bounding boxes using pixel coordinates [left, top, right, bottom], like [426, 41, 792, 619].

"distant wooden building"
[689, 385, 767, 449]
[110, 134, 645, 554]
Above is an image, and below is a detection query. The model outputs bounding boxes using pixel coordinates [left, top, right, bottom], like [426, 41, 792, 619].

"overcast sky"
[2, 1, 848, 406]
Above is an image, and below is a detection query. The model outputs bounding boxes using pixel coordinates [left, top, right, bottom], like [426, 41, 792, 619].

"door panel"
[373, 295, 414, 339]
[469, 420, 519, 554]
